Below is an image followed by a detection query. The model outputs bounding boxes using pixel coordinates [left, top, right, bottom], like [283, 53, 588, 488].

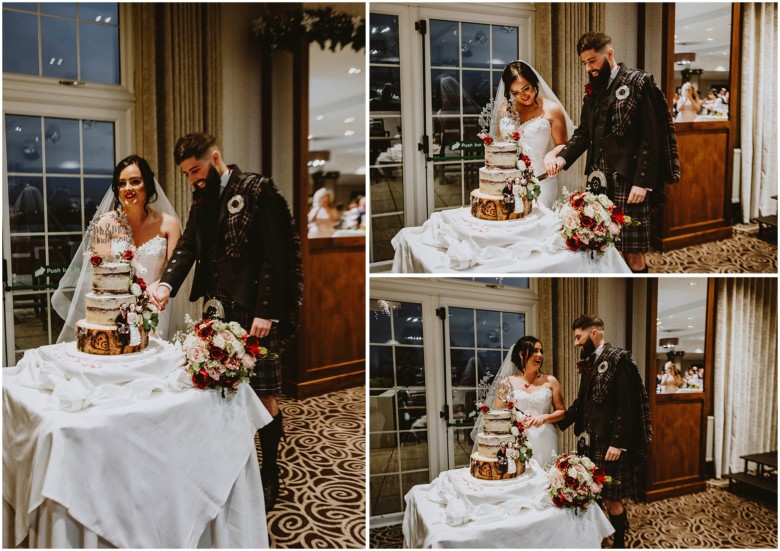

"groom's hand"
[605, 446, 622, 461]
[153, 285, 170, 311]
[627, 186, 647, 204]
[251, 317, 273, 339]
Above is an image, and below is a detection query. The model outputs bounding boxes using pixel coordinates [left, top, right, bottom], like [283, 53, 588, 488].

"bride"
[473, 336, 566, 470]
[492, 61, 575, 208]
[53, 155, 184, 342]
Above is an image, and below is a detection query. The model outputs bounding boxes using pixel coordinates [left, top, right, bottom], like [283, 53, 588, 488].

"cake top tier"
[484, 409, 512, 420]
[485, 142, 517, 154]
[93, 262, 131, 276]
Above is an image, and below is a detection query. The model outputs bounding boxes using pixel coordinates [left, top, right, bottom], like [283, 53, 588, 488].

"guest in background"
[675, 82, 701, 122]
[659, 361, 682, 393]
[308, 187, 340, 238]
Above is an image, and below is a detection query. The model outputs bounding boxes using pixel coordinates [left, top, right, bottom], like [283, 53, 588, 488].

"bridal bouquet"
[547, 453, 612, 512]
[176, 315, 277, 395]
[557, 188, 633, 254]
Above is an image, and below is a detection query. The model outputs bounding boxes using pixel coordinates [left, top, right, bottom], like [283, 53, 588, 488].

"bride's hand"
[544, 153, 561, 177]
[525, 415, 547, 428]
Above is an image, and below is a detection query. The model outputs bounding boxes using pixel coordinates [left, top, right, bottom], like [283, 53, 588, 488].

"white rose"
[143, 310, 152, 320]
[583, 206, 595, 218]
[130, 283, 142, 296]
[609, 221, 621, 236]
[183, 334, 201, 354]
[189, 345, 208, 364]
[598, 194, 612, 208]
[228, 321, 247, 337]
[212, 335, 226, 349]
[563, 214, 579, 230]
[219, 330, 236, 345]
[241, 354, 256, 370]
[510, 426, 519, 436]
[517, 160, 527, 171]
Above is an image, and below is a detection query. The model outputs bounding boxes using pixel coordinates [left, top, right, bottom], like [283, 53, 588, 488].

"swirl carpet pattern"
[258, 386, 366, 548]
[369, 482, 777, 548]
[646, 225, 777, 273]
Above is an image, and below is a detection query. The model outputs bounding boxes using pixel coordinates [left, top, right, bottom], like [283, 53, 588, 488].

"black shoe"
[259, 411, 284, 511]
[630, 266, 649, 274]
[609, 511, 628, 548]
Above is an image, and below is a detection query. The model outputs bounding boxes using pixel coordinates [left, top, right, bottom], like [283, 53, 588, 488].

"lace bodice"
[508, 386, 552, 417]
[133, 235, 168, 281]
[499, 115, 552, 175]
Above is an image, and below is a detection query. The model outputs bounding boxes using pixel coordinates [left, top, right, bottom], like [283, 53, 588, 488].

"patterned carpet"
[646, 224, 777, 273]
[256, 386, 366, 548]
[369, 481, 777, 548]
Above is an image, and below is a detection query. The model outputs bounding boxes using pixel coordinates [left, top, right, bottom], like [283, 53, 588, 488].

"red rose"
[479, 404, 490, 414]
[511, 131, 521, 141]
[506, 400, 515, 409]
[611, 206, 625, 225]
[572, 195, 585, 209]
[565, 235, 581, 252]
[519, 154, 532, 168]
[198, 324, 214, 339]
[565, 475, 578, 488]
[593, 468, 607, 484]
[192, 368, 211, 389]
[90, 255, 103, 267]
[244, 334, 262, 356]
[553, 493, 566, 507]
[584, 83, 593, 98]
[482, 135, 494, 146]
[514, 420, 525, 433]
[133, 276, 147, 291]
[559, 459, 570, 471]
[209, 346, 227, 361]
[123, 249, 134, 261]
[580, 215, 595, 228]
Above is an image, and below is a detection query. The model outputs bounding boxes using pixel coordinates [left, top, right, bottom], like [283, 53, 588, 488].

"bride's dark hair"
[111, 155, 158, 213]
[511, 335, 542, 374]
[501, 61, 540, 106]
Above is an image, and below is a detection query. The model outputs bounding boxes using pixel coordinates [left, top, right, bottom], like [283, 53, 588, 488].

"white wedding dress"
[130, 235, 172, 339]
[509, 385, 559, 469]
[500, 116, 559, 208]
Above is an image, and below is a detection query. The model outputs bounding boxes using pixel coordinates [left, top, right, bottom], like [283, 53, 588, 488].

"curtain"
[740, 3, 778, 223]
[551, 278, 599, 455]
[535, 3, 606, 196]
[130, 4, 223, 328]
[713, 278, 778, 478]
[131, 4, 223, 220]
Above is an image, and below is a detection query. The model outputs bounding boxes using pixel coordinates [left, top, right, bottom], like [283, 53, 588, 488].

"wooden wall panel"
[650, 399, 703, 484]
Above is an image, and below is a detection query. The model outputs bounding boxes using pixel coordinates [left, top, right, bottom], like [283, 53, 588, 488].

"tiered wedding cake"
[470, 406, 531, 481]
[470, 141, 534, 221]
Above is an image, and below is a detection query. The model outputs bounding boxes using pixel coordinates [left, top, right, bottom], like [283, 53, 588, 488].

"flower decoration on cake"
[176, 314, 278, 396]
[556, 188, 636, 255]
[547, 453, 613, 513]
[509, 147, 542, 204]
[90, 255, 103, 267]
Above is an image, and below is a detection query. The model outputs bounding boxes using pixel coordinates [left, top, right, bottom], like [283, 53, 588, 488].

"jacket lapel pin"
[597, 361, 609, 374]
[227, 194, 245, 214]
[616, 85, 630, 100]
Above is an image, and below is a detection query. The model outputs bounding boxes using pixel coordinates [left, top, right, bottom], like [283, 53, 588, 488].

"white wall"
[597, 278, 628, 350]
[605, 3, 639, 69]
[219, 4, 266, 178]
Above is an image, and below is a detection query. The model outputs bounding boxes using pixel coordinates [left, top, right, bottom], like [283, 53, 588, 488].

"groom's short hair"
[572, 315, 605, 331]
[576, 32, 612, 55]
[174, 133, 218, 165]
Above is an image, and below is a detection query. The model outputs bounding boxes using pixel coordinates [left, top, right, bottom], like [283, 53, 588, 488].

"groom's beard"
[588, 58, 612, 91]
[579, 337, 597, 360]
[192, 165, 222, 205]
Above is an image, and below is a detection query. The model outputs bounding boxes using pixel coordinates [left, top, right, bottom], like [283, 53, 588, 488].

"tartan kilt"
[590, 435, 636, 501]
[208, 293, 283, 397]
[590, 159, 650, 253]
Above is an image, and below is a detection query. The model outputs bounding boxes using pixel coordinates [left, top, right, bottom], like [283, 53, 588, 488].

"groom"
[548, 32, 680, 273]
[559, 315, 651, 548]
[153, 132, 303, 510]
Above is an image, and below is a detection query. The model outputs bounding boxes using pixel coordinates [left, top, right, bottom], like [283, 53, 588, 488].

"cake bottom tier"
[470, 452, 526, 480]
[470, 190, 533, 221]
[76, 320, 149, 355]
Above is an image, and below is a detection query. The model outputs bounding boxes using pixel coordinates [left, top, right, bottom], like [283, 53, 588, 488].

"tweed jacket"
[559, 344, 652, 464]
[161, 166, 303, 342]
[559, 64, 680, 205]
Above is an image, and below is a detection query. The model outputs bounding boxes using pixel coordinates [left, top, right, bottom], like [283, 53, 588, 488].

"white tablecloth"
[3, 339, 273, 548]
[391, 206, 631, 273]
[402, 462, 614, 548]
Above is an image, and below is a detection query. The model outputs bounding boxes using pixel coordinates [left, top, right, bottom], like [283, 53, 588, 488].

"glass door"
[442, 303, 527, 469]
[421, 13, 522, 217]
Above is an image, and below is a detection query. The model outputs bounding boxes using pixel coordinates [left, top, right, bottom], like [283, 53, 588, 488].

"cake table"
[402, 460, 614, 548]
[3, 338, 273, 548]
[391, 205, 631, 273]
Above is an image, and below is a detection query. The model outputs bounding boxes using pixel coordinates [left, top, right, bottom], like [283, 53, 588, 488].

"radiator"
[732, 148, 741, 204]
[706, 415, 715, 462]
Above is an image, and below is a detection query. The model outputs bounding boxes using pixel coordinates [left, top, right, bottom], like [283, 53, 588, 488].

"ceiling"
[308, 44, 366, 179]
[656, 278, 709, 358]
[674, 3, 732, 73]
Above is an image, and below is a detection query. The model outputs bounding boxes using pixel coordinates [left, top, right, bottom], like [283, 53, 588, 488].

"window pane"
[47, 234, 82, 286]
[462, 70, 491, 114]
[41, 3, 76, 17]
[393, 302, 423, 345]
[369, 390, 397, 432]
[451, 388, 476, 424]
[369, 67, 401, 112]
[9, 177, 45, 233]
[80, 23, 119, 84]
[369, 346, 394, 388]
[462, 118, 484, 160]
[492, 26, 518, 68]
[370, 115, 401, 166]
[79, 3, 118, 23]
[370, 474, 401, 516]
[395, 347, 425, 387]
[452, 428, 474, 468]
[400, 432, 428, 471]
[41, 16, 78, 80]
[369, 13, 399, 64]
[370, 437, 399, 475]
[449, 307, 474, 348]
[450, 348, 475, 388]
[397, 389, 426, 430]
[431, 69, 460, 114]
[12, 293, 50, 354]
[47, 177, 81, 232]
[370, 214, 403, 263]
[369, 300, 392, 344]
[433, 163, 462, 209]
[84, 177, 111, 225]
[5, 3, 37, 12]
[429, 20, 458, 67]
[476, 309, 501, 349]
[82, 121, 115, 174]
[461, 23, 490, 69]
[3, 10, 39, 76]
[432, 116, 461, 162]
[5, 115, 43, 173]
[502, 312, 525, 348]
[401, 471, 429, 509]
[10, 236, 46, 288]
[44, 118, 80, 174]
[370, 167, 403, 215]
[477, 350, 503, 386]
